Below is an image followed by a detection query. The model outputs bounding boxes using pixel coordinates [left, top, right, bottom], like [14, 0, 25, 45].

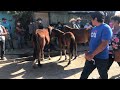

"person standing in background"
[76, 17, 82, 29]
[69, 18, 78, 29]
[1, 18, 14, 50]
[15, 21, 25, 49]
[28, 21, 35, 41]
[35, 18, 44, 29]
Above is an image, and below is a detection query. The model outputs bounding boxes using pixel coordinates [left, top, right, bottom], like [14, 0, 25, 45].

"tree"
[6, 11, 34, 30]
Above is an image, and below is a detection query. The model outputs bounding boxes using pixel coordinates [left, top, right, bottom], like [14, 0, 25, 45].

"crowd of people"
[0, 18, 44, 60]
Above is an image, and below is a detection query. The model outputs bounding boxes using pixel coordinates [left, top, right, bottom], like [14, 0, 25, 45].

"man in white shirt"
[0, 25, 7, 60]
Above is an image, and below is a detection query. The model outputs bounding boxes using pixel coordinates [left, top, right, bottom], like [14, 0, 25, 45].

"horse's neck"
[66, 26, 73, 29]
[56, 30, 64, 37]
[47, 28, 52, 38]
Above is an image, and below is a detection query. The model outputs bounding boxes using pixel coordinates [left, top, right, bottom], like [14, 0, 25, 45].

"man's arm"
[1, 26, 7, 36]
[85, 40, 109, 60]
[92, 40, 109, 56]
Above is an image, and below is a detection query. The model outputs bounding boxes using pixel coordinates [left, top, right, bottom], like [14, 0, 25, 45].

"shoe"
[1, 57, 7, 60]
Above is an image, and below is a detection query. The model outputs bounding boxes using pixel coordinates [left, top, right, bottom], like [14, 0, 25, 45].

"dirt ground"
[0, 46, 120, 79]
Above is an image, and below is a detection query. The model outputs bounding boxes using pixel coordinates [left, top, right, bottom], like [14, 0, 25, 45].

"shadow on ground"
[110, 74, 120, 79]
[3, 44, 87, 62]
[0, 60, 83, 79]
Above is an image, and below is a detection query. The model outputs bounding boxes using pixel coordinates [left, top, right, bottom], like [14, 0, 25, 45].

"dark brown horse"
[63, 25, 91, 43]
[32, 27, 52, 68]
[62, 25, 91, 56]
[50, 26, 76, 66]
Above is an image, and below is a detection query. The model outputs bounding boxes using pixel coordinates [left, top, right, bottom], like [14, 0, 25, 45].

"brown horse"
[32, 27, 52, 68]
[62, 25, 91, 56]
[63, 25, 91, 43]
[50, 26, 76, 66]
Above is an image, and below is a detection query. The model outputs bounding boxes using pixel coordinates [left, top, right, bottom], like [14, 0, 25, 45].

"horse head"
[48, 24, 55, 37]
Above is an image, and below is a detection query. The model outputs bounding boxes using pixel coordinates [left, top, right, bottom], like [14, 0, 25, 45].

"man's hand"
[85, 51, 94, 61]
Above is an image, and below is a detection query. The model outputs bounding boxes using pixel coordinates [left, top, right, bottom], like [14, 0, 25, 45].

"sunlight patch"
[11, 68, 25, 76]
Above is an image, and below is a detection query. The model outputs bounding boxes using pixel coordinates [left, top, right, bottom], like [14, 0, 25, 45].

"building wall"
[33, 12, 49, 27]
[49, 12, 91, 25]
[49, 12, 69, 24]
[33, 12, 91, 27]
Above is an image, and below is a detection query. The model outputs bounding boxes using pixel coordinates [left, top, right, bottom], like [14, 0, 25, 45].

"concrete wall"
[49, 12, 91, 25]
[33, 12, 49, 27]
[33, 11, 91, 26]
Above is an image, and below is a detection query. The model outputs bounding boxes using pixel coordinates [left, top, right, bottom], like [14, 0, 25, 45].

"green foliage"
[7, 11, 34, 30]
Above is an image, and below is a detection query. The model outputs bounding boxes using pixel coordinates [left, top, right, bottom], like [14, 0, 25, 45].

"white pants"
[0, 36, 5, 52]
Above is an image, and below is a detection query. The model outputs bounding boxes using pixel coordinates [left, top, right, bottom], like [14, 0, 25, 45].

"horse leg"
[73, 42, 77, 60]
[48, 49, 51, 60]
[36, 34, 42, 67]
[32, 53, 38, 68]
[38, 49, 42, 67]
[68, 53, 72, 65]
[64, 49, 67, 60]
[32, 43, 38, 68]
[41, 48, 44, 61]
[67, 48, 72, 66]
[58, 48, 62, 61]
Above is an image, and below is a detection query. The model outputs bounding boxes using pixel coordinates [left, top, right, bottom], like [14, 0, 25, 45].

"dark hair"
[81, 24, 84, 28]
[49, 24, 54, 27]
[37, 18, 42, 21]
[111, 15, 120, 24]
[90, 11, 105, 23]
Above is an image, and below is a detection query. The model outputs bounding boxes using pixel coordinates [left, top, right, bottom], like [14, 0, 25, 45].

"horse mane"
[53, 29, 65, 34]
[64, 25, 73, 29]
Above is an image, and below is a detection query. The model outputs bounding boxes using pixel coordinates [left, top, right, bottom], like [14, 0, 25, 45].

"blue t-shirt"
[1, 22, 12, 34]
[89, 23, 113, 59]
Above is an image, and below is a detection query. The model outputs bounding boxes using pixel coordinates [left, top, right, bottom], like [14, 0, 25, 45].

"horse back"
[64, 32, 75, 40]
[70, 29, 89, 43]
[35, 29, 50, 44]
[63, 32, 75, 46]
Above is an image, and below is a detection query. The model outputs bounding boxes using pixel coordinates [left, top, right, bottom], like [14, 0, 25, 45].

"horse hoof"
[67, 62, 71, 65]
[65, 58, 67, 60]
[48, 57, 51, 60]
[38, 64, 42, 67]
[32, 65, 37, 69]
[58, 58, 61, 61]
[73, 57, 77, 60]
[41, 58, 44, 61]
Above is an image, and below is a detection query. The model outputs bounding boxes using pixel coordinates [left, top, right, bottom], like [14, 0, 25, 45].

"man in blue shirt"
[80, 11, 113, 79]
[1, 18, 14, 50]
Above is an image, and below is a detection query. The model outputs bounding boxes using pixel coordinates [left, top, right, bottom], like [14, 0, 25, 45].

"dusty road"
[0, 46, 120, 79]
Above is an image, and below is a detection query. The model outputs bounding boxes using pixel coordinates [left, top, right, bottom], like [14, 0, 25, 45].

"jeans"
[17, 34, 24, 49]
[5, 33, 14, 49]
[0, 41, 5, 59]
[80, 57, 109, 79]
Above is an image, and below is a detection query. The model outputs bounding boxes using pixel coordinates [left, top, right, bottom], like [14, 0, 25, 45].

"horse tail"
[36, 33, 40, 52]
[70, 36, 75, 55]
